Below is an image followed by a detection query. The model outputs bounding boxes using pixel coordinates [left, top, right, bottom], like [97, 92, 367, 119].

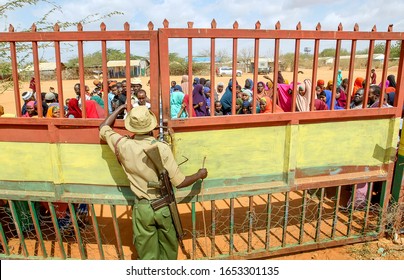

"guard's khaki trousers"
[132, 203, 178, 260]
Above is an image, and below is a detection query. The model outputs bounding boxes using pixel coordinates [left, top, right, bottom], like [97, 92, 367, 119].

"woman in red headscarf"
[85, 100, 101, 118]
[67, 98, 82, 118]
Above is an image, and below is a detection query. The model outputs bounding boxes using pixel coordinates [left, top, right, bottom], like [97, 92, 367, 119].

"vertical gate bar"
[77, 23, 86, 118]
[231, 34, 238, 115]
[9, 25, 22, 117]
[347, 184, 357, 236]
[53, 24, 64, 118]
[346, 25, 358, 106]
[109, 205, 124, 259]
[310, 28, 320, 111]
[124, 23, 132, 110]
[265, 194, 272, 250]
[0, 222, 10, 255]
[377, 181, 389, 233]
[158, 25, 170, 122]
[252, 35, 259, 114]
[191, 201, 196, 259]
[272, 22, 281, 115]
[89, 204, 105, 260]
[331, 186, 341, 239]
[148, 23, 160, 122]
[68, 203, 86, 260]
[315, 188, 325, 242]
[380, 27, 392, 107]
[210, 200, 216, 258]
[281, 192, 289, 247]
[331, 34, 342, 110]
[210, 21, 216, 116]
[8, 200, 28, 257]
[187, 22, 194, 118]
[291, 23, 301, 113]
[229, 198, 234, 255]
[31, 25, 43, 117]
[247, 196, 253, 253]
[393, 37, 404, 112]
[47, 202, 66, 259]
[299, 190, 308, 244]
[363, 31, 376, 109]
[362, 182, 374, 233]
[101, 36, 109, 117]
[28, 201, 47, 258]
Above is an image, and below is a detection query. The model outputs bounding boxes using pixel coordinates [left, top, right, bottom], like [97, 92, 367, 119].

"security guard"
[99, 104, 207, 259]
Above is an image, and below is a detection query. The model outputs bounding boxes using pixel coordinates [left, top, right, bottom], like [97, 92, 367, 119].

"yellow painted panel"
[0, 118, 398, 185]
[0, 142, 54, 181]
[297, 118, 400, 168]
[173, 126, 287, 178]
[58, 144, 128, 185]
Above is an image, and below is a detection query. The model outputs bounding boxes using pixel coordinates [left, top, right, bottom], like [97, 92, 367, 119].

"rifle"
[143, 145, 188, 256]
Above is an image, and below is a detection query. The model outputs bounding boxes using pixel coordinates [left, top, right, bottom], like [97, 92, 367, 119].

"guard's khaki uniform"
[100, 125, 185, 259]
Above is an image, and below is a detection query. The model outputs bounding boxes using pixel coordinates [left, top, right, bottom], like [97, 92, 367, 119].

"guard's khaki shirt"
[100, 125, 185, 200]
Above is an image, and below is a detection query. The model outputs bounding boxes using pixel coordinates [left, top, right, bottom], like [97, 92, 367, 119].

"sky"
[1, 0, 404, 60]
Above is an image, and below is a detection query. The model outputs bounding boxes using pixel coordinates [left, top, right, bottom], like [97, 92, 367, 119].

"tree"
[319, 48, 350, 57]
[0, 0, 122, 92]
[65, 49, 144, 68]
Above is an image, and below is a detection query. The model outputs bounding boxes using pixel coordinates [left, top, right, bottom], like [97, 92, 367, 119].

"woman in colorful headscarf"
[352, 77, 364, 99]
[181, 75, 189, 95]
[193, 77, 200, 88]
[91, 95, 104, 108]
[192, 84, 208, 117]
[22, 101, 38, 117]
[236, 98, 243, 114]
[67, 98, 82, 118]
[336, 87, 347, 109]
[220, 79, 235, 115]
[387, 74, 396, 88]
[170, 85, 187, 119]
[259, 96, 284, 113]
[46, 105, 60, 118]
[244, 78, 253, 91]
[295, 79, 312, 112]
[326, 80, 333, 91]
[85, 100, 100, 118]
[337, 69, 343, 87]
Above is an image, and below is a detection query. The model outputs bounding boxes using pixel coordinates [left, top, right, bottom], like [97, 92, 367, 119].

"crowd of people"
[0, 77, 153, 120]
[0, 70, 398, 121]
[168, 70, 397, 119]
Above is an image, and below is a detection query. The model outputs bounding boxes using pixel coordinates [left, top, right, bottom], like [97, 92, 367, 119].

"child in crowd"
[214, 100, 223, 116]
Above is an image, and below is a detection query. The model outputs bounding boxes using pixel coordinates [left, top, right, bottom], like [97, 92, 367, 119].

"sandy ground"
[0, 67, 397, 116]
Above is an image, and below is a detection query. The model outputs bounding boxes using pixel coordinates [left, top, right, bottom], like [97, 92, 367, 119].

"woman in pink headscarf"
[22, 101, 38, 117]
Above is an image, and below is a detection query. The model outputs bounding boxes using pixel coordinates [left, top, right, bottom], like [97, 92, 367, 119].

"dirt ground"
[272, 237, 404, 260]
[0, 67, 398, 116]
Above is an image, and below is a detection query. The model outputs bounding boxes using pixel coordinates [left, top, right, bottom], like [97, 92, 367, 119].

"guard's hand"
[118, 104, 126, 112]
[198, 168, 208, 180]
